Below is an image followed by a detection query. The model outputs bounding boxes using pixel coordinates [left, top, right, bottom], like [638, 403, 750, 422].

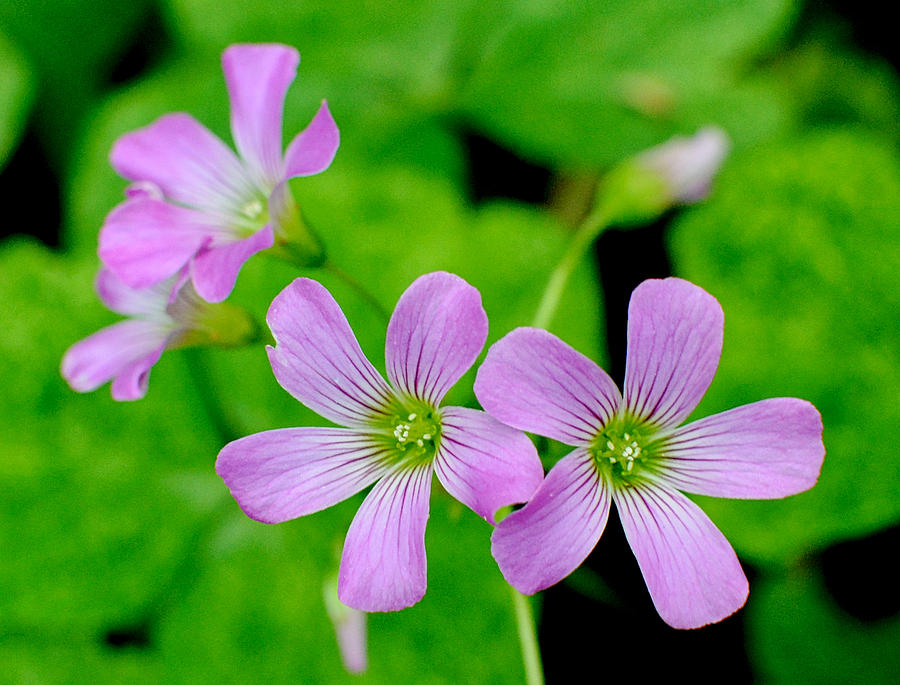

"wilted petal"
[267, 278, 394, 427]
[475, 328, 621, 446]
[191, 224, 274, 302]
[111, 113, 256, 214]
[223, 44, 299, 187]
[385, 272, 487, 406]
[434, 406, 543, 523]
[614, 482, 748, 629]
[283, 101, 340, 179]
[99, 198, 212, 289]
[216, 427, 391, 524]
[656, 398, 825, 499]
[338, 465, 433, 612]
[624, 278, 723, 429]
[61, 320, 171, 399]
[491, 449, 610, 594]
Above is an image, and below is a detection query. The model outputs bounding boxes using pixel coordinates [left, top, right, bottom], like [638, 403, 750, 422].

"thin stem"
[531, 203, 612, 329]
[323, 259, 391, 324]
[511, 586, 544, 685]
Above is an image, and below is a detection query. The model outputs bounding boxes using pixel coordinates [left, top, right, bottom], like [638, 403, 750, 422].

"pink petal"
[109, 345, 167, 401]
[111, 113, 256, 214]
[491, 449, 610, 594]
[267, 278, 394, 427]
[614, 482, 748, 629]
[216, 427, 391, 524]
[474, 327, 622, 446]
[385, 272, 487, 406]
[190, 224, 274, 302]
[338, 465, 433, 612]
[98, 198, 213, 289]
[624, 278, 723, 429]
[61, 320, 170, 399]
[223, 43, 299, 187]
[283, 101, 340, 179]
[95, 268, 173, 316]
[434, 406, 543, 523]
[656, 398, 825, 499]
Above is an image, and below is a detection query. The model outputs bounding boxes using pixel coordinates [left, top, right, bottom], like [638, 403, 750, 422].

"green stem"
[531, 203, 612, 329]
[323, 259, 391, 324]
[511, 587, 544, 685]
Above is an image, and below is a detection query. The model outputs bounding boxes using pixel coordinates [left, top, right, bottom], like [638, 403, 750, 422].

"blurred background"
[1, 1, 898, 682]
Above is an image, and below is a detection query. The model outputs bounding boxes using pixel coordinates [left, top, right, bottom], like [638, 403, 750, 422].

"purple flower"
[99, 43, 339, 303]
[475, 278, 825, 629]
[216, 272, 544, 611]
[61, 269, 255, 401]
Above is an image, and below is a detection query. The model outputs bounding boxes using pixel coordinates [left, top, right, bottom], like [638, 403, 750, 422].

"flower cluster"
[61, 41, 825, 635]
[63, 43, 338, 398]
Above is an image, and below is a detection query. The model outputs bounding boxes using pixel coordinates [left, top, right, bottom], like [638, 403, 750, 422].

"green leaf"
[747, 568, 900, 683]
[669, 130, 900, 566]
[0, 238, 222, 634]
[459, 0, 796, 166]
[0, 0, 153, 163]
[0, 31, 33, 170]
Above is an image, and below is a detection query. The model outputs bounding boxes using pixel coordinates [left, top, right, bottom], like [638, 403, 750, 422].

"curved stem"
[531, 203, 612, 329]
[511, 587, 544, 685]
[323, 259, 391, 324]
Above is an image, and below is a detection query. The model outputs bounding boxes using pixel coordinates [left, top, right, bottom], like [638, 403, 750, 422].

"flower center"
[590, 417, 662, 485]
[384, 401, 441, 467]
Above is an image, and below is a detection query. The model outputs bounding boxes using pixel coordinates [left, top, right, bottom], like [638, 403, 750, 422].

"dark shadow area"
[0, 128, 61, 247]
[821, 524, 900, 622]
[460, 129, 553, 206]
[102, 622, 152, 650]
[103, 3, 169, 88]
[541, 515, 754, 684]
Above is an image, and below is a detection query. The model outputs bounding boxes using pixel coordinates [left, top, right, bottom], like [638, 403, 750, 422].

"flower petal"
[614, 482, 748, 629]
[385, 271, 487, 406]
[491, 449, 610, 594]
[656, 398, 825, 499]
[434, 406, 543, 523]
[624, 278, 723, 429]
[111, 113, 256, 214]
[190, 224, 274, 302]
[95, 268, 173, 316]
[61, 320, 171, 399]
[283, 101, 340, 179]
[267, 278, 394, 427]
[216, 427, 391, 524]
[475, 327, 622, 446]
[338, 465, 433, 612]
[223, 43, 299, 187]
[98, 198, 213, 289]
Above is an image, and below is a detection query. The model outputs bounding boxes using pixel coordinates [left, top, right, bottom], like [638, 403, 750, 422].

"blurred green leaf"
[0, 0, 153, 163]
[459, 0, 797, 166]
[0, 238, 221, 634]
[0, 31, 33, 170]
[669, 130, 900, 566]
[747, 568, 900, 684]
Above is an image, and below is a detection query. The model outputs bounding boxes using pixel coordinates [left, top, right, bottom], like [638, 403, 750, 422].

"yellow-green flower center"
[379, 398, 441, 467]
[590, 416, 664, 485]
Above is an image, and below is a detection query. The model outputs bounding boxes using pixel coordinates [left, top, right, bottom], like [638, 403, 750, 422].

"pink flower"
[99, 44, 339, 303]
[216, 272, 543, 611]
[61, 269, 253, 401]
[475, 278, 825, 629]
[637, 126, 730, 204]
